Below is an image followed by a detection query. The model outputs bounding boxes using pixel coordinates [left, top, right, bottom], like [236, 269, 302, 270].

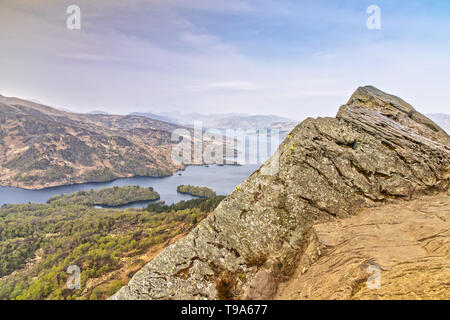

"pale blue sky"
[0, 0, 449, 120]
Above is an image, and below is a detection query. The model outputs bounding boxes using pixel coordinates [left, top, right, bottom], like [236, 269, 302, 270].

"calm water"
[0, 164, 260, 209]
[0, 132, 284, 209]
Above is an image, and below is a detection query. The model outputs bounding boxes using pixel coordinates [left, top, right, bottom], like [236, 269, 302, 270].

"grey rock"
[111, 86, 450, 300]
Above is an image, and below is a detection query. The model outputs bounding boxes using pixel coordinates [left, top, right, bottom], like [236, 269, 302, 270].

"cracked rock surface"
[275, 193, 450, 300]
[111, 86, 450, 300]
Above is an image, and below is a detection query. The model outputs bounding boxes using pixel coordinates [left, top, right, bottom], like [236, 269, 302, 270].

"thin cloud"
[207, 81, 259, 90]
[0, 0, 449, 120]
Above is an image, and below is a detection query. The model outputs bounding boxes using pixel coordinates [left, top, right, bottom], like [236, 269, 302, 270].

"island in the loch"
[46, 185, 160, 207]
[177, 185, 217, 198]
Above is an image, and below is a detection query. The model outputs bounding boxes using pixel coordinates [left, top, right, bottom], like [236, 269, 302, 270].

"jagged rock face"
[111, 86, 450, 300]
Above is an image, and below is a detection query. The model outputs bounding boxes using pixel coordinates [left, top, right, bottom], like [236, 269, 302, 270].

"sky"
[0, 0, 449, 120]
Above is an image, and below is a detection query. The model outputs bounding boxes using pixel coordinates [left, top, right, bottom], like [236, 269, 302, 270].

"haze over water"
[0, 164, 260, 208]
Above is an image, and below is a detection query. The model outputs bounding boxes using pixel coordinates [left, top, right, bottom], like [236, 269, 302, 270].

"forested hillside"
[0, 195, 224, 300]
[47, 186, 160, 207]
[177, 185, 217, 198]
[0, 95, 186, 189]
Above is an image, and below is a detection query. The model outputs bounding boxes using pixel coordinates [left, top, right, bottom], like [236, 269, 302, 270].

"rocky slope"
[0, 95, 186, 189]
[111, 86, 450, 300]
[428, 113, 450, 133]
[276, 191, 450, 300]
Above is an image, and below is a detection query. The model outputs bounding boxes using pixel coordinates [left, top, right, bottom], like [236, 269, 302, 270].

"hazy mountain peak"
[132, 111, 297, 132]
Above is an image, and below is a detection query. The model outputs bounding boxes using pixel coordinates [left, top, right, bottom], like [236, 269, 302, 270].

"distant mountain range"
[130, 112, 298, 132]
[427, 113, 450, 133]
[130, 112, 175, 124]
[0, 95, 187, 189]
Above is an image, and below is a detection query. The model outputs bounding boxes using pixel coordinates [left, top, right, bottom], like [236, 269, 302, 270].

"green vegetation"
[47, 186, 160, 207]
[177, 185, 217, 198]
[146, 195, 225, 213]
[0, 97, 186, 189]
[0, 195, 225, 300]
[81, 168, 118, 183]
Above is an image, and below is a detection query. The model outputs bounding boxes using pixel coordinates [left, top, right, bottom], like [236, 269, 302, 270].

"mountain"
[129, 112, 179, 124]
[131, 111, 297, 132]
[112, 86, 450, 300]
[427, 113, 450, 133]
[88, 110, 111, 115]
[0, 95, 187, 189]
[0, 193, 225, 300]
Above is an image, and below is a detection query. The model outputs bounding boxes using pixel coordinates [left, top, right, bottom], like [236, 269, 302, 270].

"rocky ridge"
[111, 86, 450, 300]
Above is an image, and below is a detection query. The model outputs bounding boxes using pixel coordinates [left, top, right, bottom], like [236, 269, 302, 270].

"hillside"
[129, 112, 179, 124]
[0, 95, 186, 189]
[177, 185, 217, 198]
[0, 195, 224, 300]
[111, 86, 450, 300]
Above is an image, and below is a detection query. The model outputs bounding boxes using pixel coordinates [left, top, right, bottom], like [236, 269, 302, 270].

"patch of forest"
[176, 185, 217, 198]
[46, 185, 160, 207]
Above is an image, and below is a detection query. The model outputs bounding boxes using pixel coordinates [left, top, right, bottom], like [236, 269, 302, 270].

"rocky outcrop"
[111, 86, 450, 300]
[275, 192, 450, 300]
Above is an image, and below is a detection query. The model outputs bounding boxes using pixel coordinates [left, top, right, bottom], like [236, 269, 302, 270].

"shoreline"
[95, 197, 161, 209]
[176, 191, 209, 199]
[0, 163, 244, 191]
